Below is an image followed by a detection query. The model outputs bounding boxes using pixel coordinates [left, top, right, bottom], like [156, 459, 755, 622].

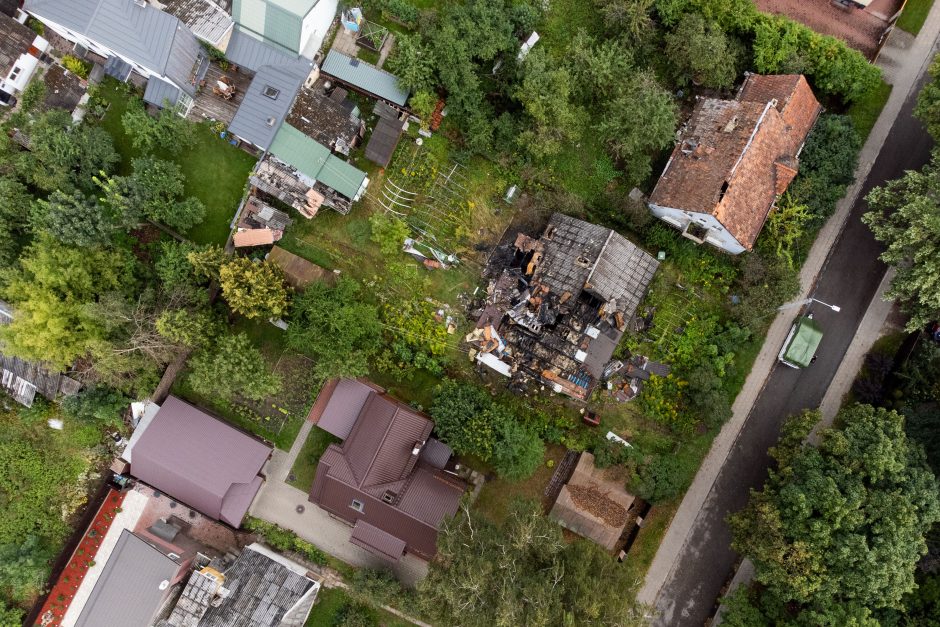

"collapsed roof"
[471, 214, 659, 400]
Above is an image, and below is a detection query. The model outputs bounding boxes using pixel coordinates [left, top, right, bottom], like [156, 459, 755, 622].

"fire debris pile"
[468, 213, 659, 401]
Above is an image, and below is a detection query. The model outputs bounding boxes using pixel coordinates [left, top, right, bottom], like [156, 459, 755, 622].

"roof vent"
[135, 0, 147, 6]
[265, 117, 276, 127]
[382, 490, 396, 504]
[262, 85, 279, 100]
[158, 580, 169, 591]
[680, 138, 699, 154]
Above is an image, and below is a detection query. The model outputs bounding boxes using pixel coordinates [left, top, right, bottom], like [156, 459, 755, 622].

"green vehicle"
[778, 315, 823, 369]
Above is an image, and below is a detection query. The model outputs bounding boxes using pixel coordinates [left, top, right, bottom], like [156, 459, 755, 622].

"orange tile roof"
[233, 228, 276, 247]
[649, 74, 822, 250]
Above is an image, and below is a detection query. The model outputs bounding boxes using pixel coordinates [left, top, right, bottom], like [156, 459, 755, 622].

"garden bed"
[35, 490, 126, 626]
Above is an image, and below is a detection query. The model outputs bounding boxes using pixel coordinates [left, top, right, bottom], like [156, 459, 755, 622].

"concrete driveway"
[250, 449, 429, 586]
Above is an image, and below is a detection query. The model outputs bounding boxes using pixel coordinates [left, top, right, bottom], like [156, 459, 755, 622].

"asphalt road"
[652, 71, 937, 625]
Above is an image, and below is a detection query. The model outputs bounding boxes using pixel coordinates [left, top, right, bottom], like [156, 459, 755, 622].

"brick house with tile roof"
[648, 74, 822, 254]
[308, 379, 467, 561]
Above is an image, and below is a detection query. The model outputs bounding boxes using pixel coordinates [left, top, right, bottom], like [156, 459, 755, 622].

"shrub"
[369, 212, 410, 256]
[633, 453, 686, 502]
[61, 55, 91, 79]
[243, 517, 327, 565]
[490, 411, 544, 480]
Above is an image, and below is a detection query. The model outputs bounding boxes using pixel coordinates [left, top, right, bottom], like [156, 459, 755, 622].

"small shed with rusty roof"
[549, 452, 635, 550]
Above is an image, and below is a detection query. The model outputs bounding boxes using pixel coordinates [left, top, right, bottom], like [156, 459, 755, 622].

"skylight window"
[262, 85, 280, 100]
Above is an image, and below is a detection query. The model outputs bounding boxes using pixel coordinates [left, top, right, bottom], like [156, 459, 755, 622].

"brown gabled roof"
[649, 74, 821, 250]
[129, 396, 272, 527]
[308, 379, 466, 558]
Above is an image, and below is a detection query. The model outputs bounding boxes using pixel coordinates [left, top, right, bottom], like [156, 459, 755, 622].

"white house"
[0, 12, 50, 106]
[648, 74, 822, 254]
[231, 0, 338, 59]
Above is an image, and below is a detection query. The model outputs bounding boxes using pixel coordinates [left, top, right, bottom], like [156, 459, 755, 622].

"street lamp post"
[777, 297, 841, 313]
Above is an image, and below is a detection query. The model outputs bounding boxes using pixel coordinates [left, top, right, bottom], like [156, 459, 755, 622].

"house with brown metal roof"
[648, 74, 822, 254]
[125, 396, 273, 528]
[308, 379, 466, 561]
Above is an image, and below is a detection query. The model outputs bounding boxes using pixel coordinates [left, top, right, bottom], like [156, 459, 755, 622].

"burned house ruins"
[470, 213, 659, 401]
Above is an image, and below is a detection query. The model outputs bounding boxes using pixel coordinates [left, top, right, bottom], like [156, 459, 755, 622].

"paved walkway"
[277, 419, 313, 482]
[637, 3, 940, 615]
[252, 449, 429, 586]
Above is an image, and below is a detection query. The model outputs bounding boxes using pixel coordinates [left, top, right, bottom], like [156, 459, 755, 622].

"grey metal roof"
[320, 50, 408, 106]
[130, 396, 272, 526]
[74, 530, 182, 627]
[227, 58, 310, 149]
[25, 0, 203, 96]
[225, 26, 297, 72]
[104, 55, 133, 81]
[143, 76, 182, 108]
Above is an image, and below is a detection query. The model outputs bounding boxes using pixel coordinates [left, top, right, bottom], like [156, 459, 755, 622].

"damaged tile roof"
[649, 74, 822, 250]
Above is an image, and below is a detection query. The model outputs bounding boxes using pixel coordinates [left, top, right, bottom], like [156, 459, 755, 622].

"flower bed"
[36, 489, 126, 626]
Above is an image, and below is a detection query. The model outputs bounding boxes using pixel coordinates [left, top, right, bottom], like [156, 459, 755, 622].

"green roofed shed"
[269, 124, 368, 200]
[780, 316, 823, 369]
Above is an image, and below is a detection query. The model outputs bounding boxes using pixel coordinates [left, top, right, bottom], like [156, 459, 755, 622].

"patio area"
[188, 62, 252, 124]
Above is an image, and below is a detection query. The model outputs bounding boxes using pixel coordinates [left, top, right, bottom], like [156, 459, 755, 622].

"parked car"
[778, 314, 823, 369]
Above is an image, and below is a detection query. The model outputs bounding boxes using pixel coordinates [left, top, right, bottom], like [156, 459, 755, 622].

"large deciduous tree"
[286, 278, 381, 379]
[122, 101, 195, 153]
[0, 236, 136, 368]
[916, 53, 940, 141]
[19, 109, 118, 193]
[665, 13, 741, 89]
[32, 190, 121, 247]
[188, 333, 281, 402]
[417, 499, 639, 626]
[218, 258, 290, 320]
[104, 157, 205, 231]
[863, 150, 940, 330]
[729, 405, 940, 621]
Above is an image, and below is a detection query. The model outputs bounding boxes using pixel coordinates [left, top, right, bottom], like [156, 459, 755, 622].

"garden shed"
[320, 49, 409, 107]
[549, 452, 635, 550]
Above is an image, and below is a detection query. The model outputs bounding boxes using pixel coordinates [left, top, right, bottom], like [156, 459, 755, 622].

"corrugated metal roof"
[26, 0, 203, 97]
[268, 123, 366, 199]
[143, 76, 182, 107]
[227, 60, 308, 149]
[225, 27, 297, 72]
[396, 466, 463, 526]
[129, 396, 272, 526]
[314, 378, 375, 439]
[320, 50, 408, 106]
[350, 519, 406, 561]
[418, 437, 452, 470]
[74, 530, 181, 627]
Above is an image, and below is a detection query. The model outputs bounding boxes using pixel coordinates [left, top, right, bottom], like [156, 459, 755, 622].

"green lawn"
[95, 78, 256, 245]
[846, 78, 892, 142]
[897, 0, 935, 35]
[287, 426, 340, 490]
[305, 587, 414, 627]
[474, 445, 567, 524]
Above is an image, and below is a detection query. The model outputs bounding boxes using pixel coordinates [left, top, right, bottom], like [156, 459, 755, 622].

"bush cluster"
[242, 517, 327, 565]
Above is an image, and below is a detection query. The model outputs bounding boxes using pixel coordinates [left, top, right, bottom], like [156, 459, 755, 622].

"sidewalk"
[636, 4, 940, 611]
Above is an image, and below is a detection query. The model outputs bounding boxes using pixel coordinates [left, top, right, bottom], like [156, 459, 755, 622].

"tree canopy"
[218, 258, 290, 320]
[417, 499, 640, 626]
[729, 405, 940, 621]
[188, 333, 281, 403]
[286, 278, 382, 379]
[863, 150, 940, 330]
